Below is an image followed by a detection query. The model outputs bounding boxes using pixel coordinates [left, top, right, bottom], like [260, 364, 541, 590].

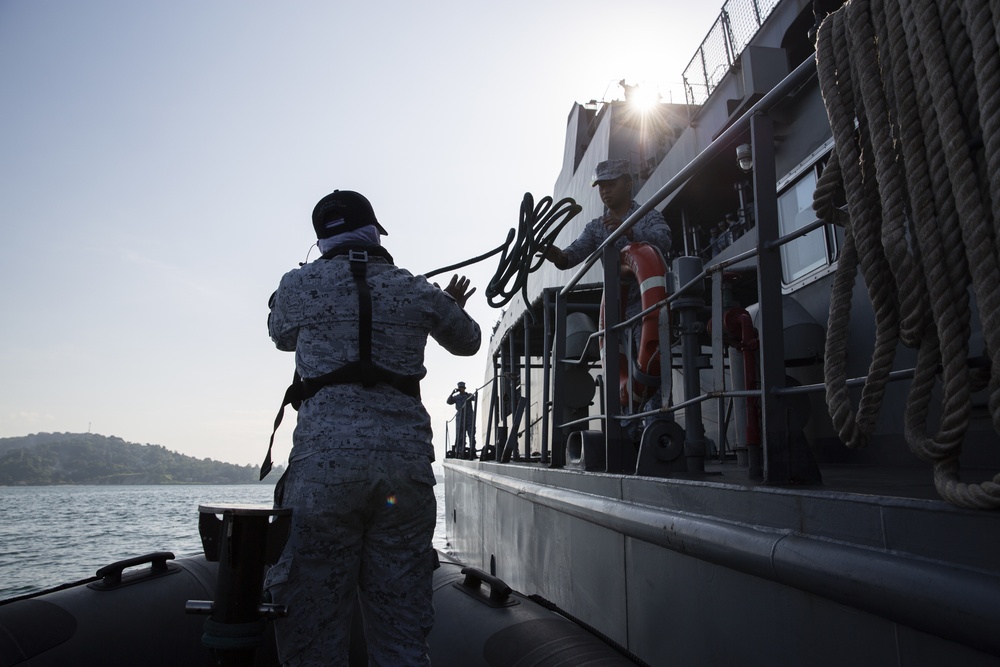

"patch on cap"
[311, 190, 388, 238]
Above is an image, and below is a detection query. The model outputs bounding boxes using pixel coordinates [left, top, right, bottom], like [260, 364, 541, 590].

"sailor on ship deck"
[447, 381, 477, 459]
[543, 158, 672, 319]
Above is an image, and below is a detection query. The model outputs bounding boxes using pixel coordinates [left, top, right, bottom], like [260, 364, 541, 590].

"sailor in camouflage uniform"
[265, 190, 481, 666]
[544, 158, 672, 319]
[544, 159, 672, 434]
[446, 381, 477, 458]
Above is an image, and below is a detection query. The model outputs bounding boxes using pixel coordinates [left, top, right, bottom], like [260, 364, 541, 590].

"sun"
[619, 79, 662, 112]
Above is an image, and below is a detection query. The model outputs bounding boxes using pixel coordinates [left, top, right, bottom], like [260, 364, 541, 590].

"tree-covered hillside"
[0, 433, 282, 485]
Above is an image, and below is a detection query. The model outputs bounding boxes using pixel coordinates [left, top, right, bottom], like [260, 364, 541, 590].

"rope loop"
[424, 193, 581, 314]
[815, 0, 1000, 508]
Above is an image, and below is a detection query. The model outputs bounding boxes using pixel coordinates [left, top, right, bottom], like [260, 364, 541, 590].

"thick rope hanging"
[814, 0, 1000, 508]
[425, 193, 581, 314]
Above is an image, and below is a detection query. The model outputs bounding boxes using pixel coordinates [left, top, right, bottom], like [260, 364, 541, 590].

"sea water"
[0, 479, 448, 600]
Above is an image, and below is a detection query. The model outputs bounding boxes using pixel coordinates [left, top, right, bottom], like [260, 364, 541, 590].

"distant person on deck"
[265, 190, 481, 666]
[447, 381, 477, 458]
[543, 158, 672, 319]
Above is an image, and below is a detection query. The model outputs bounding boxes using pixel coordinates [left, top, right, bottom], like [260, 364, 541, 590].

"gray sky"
[0, 0, 721, 466]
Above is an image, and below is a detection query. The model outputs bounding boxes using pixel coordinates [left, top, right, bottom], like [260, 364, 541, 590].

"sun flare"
[622, 80, 662, 111]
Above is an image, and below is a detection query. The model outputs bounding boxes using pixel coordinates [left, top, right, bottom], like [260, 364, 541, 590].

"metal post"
[523, 318, 532, 460]
[711, 270, 726, 459]
[541, 289, 553, 464]
[659, 292, 673, 410]
[508, 333, 520, 460]
[721, 10, 735, 68]
[681, 209, 694, 256]
[751, 111, 820, 484]
[551, 288, 569, 467]
[672, 256, 708, 473]
[602, 244, 627, 472]
[484, 368, 498, 461]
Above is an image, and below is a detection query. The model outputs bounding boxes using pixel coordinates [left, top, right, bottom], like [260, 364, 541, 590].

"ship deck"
[467, 454, 1000, 506]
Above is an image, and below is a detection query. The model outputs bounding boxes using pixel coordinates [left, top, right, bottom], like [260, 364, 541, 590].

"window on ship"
[777, 154, 839, 285]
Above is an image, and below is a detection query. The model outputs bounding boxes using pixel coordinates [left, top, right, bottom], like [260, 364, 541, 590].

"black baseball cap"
[312, 190, 388, 238]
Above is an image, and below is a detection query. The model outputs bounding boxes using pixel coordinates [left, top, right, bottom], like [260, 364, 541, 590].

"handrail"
[615, 370, 919, 424]
[682, 0, 782, 106]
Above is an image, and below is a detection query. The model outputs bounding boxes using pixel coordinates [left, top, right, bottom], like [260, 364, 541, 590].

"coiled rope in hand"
[425, 193, 581, 313]
[814, 0, 1000, 508]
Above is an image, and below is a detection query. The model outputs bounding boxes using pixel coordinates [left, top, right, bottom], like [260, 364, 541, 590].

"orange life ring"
[599, 242, 669, 408]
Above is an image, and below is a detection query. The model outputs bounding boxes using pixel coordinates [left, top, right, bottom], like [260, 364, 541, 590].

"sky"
[0, 0, 722, 467]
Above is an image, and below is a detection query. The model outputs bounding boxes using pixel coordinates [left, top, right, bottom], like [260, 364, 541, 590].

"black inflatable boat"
[0, 506, 638, 666]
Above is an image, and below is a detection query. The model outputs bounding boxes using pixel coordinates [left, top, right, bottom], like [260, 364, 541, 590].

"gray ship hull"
[445, 459, 1000, 666]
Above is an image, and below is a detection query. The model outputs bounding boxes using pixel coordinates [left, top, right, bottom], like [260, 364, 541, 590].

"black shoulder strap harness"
[260, 246, 424, 479]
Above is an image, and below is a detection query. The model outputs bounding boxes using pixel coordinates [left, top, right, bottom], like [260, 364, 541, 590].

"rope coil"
[425, 193, 581, 314]
[815, 0, 1000, 508]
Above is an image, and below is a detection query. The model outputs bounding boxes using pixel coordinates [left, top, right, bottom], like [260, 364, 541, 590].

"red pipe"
[722, 308, 762, 446]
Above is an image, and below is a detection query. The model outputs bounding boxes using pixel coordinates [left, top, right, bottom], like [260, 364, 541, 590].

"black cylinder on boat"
[193, 503, 291, 666]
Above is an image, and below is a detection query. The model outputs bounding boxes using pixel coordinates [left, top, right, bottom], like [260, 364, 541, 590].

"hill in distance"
[0, 432, 283, 486]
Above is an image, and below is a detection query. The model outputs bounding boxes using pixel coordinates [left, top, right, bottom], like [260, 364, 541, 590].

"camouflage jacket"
[269, 248, 481, 461]
[562, 201, 672, 319]
[562, 200, 672, 268]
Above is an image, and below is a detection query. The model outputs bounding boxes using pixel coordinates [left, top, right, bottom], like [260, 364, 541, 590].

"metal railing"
[561, 54, 818, 295]
[556, 54, 822, 481]
[682, 0, 782, 106]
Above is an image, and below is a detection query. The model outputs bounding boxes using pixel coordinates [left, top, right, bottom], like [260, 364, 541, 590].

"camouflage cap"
[592, 159, 632, 186]
[312, 190, 388, 238]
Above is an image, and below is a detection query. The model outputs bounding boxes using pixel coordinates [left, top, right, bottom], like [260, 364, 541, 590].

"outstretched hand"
[439, 274, 476, 308]
[544, 245, 568, 270]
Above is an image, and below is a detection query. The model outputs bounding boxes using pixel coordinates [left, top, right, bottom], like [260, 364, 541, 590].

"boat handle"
[95, 551, 174, 586]
[459, 567, 512, 604]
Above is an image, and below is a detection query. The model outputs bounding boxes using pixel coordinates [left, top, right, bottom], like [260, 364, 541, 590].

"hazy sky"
[1, 1, 721, 467]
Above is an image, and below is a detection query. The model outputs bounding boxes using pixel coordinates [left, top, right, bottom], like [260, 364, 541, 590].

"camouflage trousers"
[264, 449, 437, 666]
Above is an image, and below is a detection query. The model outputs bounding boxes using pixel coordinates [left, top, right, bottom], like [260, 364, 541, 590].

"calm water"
[0, 481, 448, 600]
